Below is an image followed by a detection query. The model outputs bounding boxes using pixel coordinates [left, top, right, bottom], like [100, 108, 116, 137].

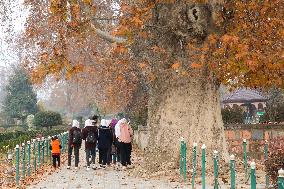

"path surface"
[28, 147, 187, 189]
[27, 147, 266, 189]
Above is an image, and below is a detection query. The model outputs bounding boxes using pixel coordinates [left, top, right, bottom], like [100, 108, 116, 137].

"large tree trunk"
[145, 74, 229, 171]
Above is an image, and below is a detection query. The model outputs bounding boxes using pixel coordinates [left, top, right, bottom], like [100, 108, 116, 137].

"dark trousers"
[99, 148, 108, 165]
[115, 138, 121, 162]
[68, 145, 80, 167]
[52, 154, 60, 168]
[107, 147, 112, 165]
[85, 148, 96, 167]
[120, 142, 132, 166]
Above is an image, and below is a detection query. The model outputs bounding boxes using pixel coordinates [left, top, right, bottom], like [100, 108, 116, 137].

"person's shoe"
[127, 164, 134, 169]
[122, 166, 127, 171]
[86, 166, 90, 171]
[74, 167, 78, 170]
[100, 164, 106, 169]
[116, 162, 121, 167]
[92, 164, 97, 170]
[67, 166, 71, 169]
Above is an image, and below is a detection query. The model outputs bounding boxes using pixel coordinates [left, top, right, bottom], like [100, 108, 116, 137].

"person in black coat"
[67, 120, 82, 169]
[98, 119, 113, 167]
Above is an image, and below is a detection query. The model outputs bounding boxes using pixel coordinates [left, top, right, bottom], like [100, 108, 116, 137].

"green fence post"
[37, 138, 41, 168]
[62, 133, 66, 152]
[63, 133, 65, 152]
[32, 139, 36, 172]
[192, 142, 197, 189]
[48, 136, 51, 162]
[15, 144, 20, 186]
[230, 155, 236, 189]
[45, 138, 48, 162]
[250, 161, 256, 189]
[65, 132, 68, 152]
[27, 141, 31, 176]
[22, 143, 26, 180]
[213, 150, 219, 189]
[243, 139, 248, 179]
[202, 144, 206, 189]
[63, 132, 66, 152]
[182, 138, 187, 182]
[264, 140, 269, 188]
[41, 137, 45, 164]
[278, 169, 284, 189]
[180, 137, 186, 182]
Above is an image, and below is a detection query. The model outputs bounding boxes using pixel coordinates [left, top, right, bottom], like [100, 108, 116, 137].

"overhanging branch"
[91, 24, 126, 44]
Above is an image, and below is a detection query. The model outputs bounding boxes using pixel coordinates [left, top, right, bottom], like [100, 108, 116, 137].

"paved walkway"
[28, 147, 186, 189]
[28, 167, 188, 189]
[27, 147, 266, 189]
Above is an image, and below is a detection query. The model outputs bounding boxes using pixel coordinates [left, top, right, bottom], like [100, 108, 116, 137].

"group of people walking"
[66, 115, 133, 171]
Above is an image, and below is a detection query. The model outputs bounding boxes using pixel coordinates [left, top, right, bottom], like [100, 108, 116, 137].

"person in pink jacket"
[118, 118, 133, 169]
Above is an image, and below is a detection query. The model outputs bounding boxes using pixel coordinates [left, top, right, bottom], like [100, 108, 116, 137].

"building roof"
[222, 88, 267, 104]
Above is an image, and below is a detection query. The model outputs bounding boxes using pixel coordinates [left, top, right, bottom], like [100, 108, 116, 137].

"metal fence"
[6, 131, 69, 186]
[179, 137, 284, 189]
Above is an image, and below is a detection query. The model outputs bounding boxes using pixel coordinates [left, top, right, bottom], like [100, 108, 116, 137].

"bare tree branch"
[91, 23, 126, 44]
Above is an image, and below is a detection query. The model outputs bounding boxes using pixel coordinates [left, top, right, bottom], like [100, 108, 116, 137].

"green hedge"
[0, 129, 66, 154]
[222, 106, 244, 124]
[34, 111, 62, 128]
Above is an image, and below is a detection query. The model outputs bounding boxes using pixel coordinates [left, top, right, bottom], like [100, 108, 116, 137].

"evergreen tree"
[3, 67, 37, 120]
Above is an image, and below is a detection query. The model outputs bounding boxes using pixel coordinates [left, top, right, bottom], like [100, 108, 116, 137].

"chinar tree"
[3, 67, 38, 123]
[22, 0, 283, 171]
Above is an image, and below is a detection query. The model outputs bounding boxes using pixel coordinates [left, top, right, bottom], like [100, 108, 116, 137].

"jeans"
[68, 145, 80, 167]
[85, 148, 96, 167]
[120, 142, 132, 166]
[52, 154, 60, 168]
[99, 148, 108, 165]
[107, 147, 112, 165]
[115, 138, 121, 163]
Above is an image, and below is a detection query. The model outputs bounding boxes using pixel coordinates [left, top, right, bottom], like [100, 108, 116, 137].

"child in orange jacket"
[50, 136, 62, 168]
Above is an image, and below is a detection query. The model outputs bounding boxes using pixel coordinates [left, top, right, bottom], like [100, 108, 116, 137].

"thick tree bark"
[144, 74, 229, 171]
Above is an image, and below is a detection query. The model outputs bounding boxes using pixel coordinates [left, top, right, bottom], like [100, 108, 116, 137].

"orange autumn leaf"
[171, 62, 180, 69]
[117, 75, 124, 81]
[191, 63, 202, 69]
[139, 63, 147, 69]
[113, 45, 128, 54]
[83, 0, 92, 5]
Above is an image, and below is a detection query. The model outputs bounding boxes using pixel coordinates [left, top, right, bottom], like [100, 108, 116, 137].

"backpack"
[86, 130, 96, 143]
[72, 129, 81, 144]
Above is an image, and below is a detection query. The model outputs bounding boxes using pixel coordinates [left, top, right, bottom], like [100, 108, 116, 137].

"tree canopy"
[21, 0, 283, 91]
[3, 67, 38, 119]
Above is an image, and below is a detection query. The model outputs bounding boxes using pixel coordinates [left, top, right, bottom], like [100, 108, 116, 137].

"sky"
[0, 0, 27, 68]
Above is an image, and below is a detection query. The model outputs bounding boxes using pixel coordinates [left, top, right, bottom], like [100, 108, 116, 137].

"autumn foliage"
[21, 0, 284, 113]
[265, 137, 284, 188]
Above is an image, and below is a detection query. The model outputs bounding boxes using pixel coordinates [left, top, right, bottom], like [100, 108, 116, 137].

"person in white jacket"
[114, 119, 122, 164]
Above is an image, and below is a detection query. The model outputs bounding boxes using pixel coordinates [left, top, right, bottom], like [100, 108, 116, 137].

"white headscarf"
[120, 118, 127, 124]
[84, 119, 94, 127]
[101, 119, 108, 127]
[72, 120, 80, 128]
[106, 119, 112, 127]
[115, 119, 122, 137]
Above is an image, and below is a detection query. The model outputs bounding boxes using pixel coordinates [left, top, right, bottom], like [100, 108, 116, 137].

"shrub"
[265, 137, 284, 188]
[34, 111, 62, 129]
[0, 128, 66, 154]
[222, 106, 244, 124]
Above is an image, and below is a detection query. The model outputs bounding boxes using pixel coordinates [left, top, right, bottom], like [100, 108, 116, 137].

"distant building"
[222, 88, 267, 123]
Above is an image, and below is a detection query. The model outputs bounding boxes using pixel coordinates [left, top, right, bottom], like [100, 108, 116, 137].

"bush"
[222, 106, 244, 124]
[0, 128, 67, 154]
[265, 137, 284, 188]
[34, 111, 62, 129]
